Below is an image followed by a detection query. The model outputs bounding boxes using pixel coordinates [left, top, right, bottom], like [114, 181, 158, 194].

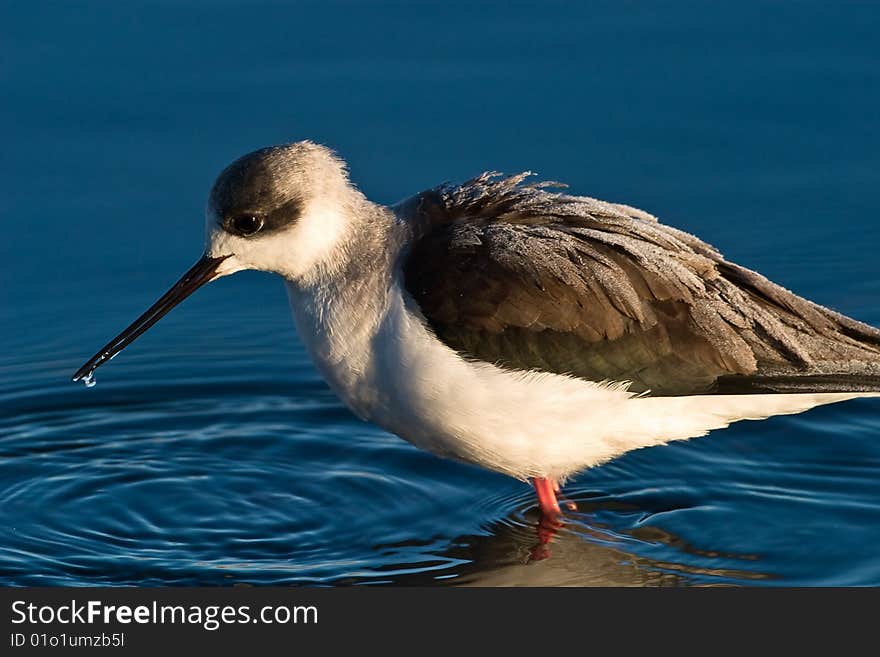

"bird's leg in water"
[533, 477, 577, 514]
[530, 478, 579, 561]
[530, 478, 563, 562]
[533, 477, 562, 516]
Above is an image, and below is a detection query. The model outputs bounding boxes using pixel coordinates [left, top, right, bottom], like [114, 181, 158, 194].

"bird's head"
[72, 141, 357, 385]
[206, 141, 356, 280]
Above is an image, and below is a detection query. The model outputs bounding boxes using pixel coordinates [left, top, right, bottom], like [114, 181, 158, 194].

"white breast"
[287, 278, 871, 482]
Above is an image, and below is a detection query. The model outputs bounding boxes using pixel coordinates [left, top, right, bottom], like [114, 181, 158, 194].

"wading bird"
[73, 142, 880, 518]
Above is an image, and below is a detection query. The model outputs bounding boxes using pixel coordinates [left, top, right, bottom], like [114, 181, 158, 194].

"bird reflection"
[531, 515, 564, 562]
[366, 492, 771, 586]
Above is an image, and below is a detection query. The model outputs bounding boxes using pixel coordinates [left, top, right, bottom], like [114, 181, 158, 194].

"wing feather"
[399, 173, 880, 396]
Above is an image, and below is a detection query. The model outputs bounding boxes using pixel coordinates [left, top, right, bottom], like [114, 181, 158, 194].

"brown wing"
[399, 173, 880, 396]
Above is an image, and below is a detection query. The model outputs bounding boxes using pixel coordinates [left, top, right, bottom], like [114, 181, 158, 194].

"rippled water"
[3, 1, 880, 586]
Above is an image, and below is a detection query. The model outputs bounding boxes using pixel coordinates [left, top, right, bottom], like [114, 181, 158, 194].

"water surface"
[2, 1, 880, 586]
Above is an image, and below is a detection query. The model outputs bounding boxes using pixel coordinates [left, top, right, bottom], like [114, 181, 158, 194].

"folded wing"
[399, 173, 880, 396]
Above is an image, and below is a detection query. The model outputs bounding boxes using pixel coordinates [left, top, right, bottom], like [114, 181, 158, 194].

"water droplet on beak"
[82, 371, 96, 388]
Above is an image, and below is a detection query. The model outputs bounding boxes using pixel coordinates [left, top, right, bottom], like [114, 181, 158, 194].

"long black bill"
[72, 254, 231, 384]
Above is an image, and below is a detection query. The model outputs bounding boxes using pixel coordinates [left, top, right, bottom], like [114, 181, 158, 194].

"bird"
[73, 141, 880, 518]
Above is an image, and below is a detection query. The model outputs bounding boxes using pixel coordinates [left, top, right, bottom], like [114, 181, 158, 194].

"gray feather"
[399, 173, 880, 396]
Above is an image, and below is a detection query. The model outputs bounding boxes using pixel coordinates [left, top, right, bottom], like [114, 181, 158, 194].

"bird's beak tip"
[71, 254, 234, 386]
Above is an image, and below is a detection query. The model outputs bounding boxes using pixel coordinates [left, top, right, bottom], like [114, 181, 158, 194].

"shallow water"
[2, 1, 880, 586]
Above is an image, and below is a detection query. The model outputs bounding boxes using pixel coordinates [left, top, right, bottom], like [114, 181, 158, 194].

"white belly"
[290, 282, 872, 481]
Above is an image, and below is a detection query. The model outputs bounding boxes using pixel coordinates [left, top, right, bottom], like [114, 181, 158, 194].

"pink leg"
[532, 477, 561, 516]
[530, 478, 569, 561]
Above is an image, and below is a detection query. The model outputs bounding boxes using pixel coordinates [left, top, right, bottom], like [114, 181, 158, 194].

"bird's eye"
[230, 215, 264, 236]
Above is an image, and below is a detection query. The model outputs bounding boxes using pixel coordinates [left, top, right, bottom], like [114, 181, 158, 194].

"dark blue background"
[2, 1, 879, 585]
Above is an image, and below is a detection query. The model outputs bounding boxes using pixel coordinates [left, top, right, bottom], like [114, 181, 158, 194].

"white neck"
[283, 202, 400, 417]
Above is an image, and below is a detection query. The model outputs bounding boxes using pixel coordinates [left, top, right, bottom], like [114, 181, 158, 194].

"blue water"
[2, 1, 880, 586]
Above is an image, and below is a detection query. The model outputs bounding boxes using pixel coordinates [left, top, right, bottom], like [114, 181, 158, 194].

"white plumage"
[286, 256, 867, 481]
